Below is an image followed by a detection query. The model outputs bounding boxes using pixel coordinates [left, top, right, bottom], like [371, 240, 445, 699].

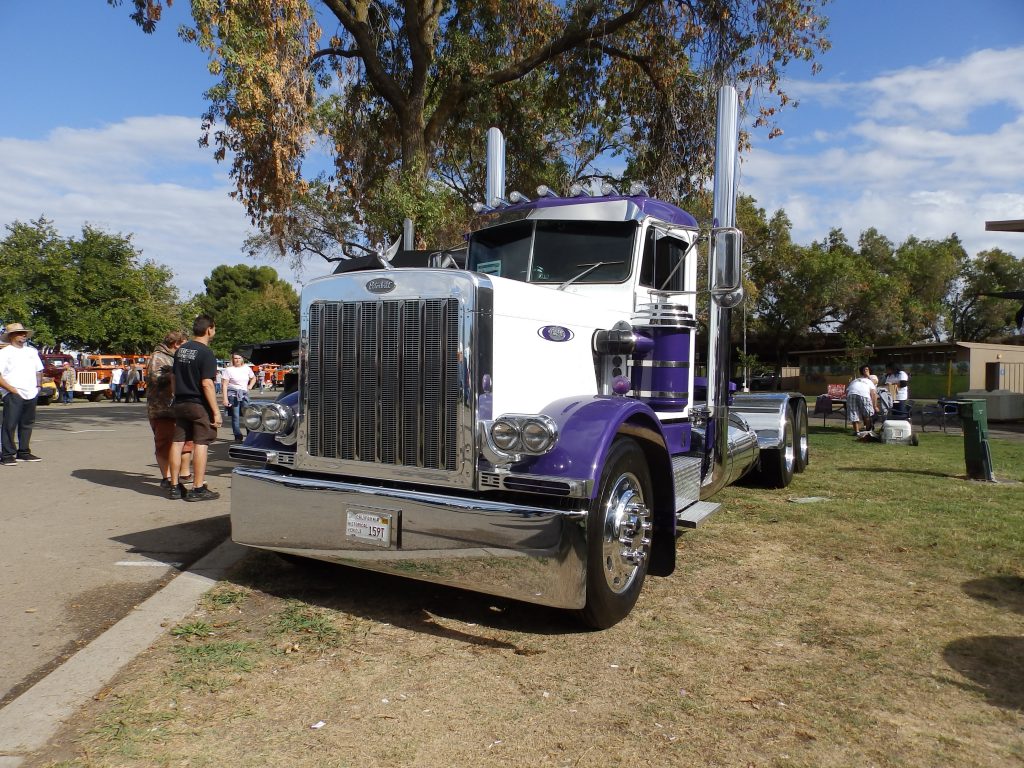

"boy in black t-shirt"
[169, 314, 223, 501]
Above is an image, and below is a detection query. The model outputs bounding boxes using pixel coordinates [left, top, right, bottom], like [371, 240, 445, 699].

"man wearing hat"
[0, 322, 45, 464]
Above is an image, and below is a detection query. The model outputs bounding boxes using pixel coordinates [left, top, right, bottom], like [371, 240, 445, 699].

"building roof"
[985, 219, 1024, 233]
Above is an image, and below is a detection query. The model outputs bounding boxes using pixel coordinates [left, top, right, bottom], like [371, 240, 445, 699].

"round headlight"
[491, 418, 521, 451]
[521, 419, 555, 453]
[261, 407, 283, 433]
[242, 405, 264, 431]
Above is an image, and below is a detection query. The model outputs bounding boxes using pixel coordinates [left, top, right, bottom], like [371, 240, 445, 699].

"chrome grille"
[306, 298, 461, 472]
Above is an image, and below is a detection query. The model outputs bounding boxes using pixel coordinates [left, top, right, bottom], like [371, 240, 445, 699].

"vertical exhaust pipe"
[702, 85, 742, 497]
[486, 127, 506, 208]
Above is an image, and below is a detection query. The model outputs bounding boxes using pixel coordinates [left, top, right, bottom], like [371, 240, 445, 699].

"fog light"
[521, 419, 555, 453]
[491, 419, 520, 451]
[242, 405, 263, 431]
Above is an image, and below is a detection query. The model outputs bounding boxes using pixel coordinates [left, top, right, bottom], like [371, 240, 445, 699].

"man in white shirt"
[221, 353, 257, 442]
[884, 363, 909, 402]
[0, 322, 45, 464]
[845, 365, 878, 436]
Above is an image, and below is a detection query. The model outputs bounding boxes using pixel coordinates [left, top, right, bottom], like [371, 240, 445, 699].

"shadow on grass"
[943, 635, 1024, 711]
[962, 576, 1024, 614]
[831, 466, 955, 478]
[229, 551, 587, 645]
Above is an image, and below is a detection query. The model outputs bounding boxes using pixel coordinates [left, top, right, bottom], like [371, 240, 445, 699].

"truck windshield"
[468, 220, 636, 284]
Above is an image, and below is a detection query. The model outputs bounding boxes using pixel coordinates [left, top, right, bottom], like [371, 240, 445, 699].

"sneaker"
[160, 478, 172, 489]
[1, 456, 16, 466]
[169, 483, 188, 501]
[234, 435, 244, 443]
[185, 485, 220, 502]
[16, 453, 41, 462]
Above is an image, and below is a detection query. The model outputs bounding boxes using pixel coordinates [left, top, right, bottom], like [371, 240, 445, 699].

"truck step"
[677, 500, 721, 529]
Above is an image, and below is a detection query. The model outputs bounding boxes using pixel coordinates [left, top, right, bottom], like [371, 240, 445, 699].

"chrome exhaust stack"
[702, 85, 748, 497]
[486, 127, 506, 208]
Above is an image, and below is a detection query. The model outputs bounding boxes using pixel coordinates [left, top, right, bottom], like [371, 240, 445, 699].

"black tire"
[87, 393, 100, 402]
[759, 407, 796, 488]
[793, 399, 810, 472]
[580, 437, 653, 630]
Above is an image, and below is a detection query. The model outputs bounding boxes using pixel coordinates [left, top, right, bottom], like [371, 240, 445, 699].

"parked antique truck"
[229, 86, 810, 628]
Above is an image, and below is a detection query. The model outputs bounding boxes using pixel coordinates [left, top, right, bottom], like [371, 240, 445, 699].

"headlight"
[260, 403, 293, 433]
[521, 419, 556, 453]
[491, 418, 521, 451]
[242, 405, 264, 431]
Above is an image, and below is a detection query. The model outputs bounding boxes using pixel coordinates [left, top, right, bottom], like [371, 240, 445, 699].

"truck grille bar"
[306, 298, 461, 471]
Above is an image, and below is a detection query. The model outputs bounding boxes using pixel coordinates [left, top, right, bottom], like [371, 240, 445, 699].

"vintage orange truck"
[77, 354, 124, 400]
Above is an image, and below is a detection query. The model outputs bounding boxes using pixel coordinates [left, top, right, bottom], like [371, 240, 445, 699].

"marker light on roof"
[600, 181, 619, 196]
[508, 191, 530, 204]
[629, 181, 650, 196]
[568, 183, 590, 197]
[536, 185, 559, 198]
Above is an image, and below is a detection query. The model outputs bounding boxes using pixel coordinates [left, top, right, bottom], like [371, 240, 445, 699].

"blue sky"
[1, 0, 1023, 297]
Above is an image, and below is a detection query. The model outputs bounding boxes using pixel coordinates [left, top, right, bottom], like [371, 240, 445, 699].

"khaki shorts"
[173, 402, 218, 445]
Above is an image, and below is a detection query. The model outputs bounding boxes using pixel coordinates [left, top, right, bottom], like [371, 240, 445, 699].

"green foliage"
[121, 0, 831, 262]
[197, 264, 299, 356]
[947, 248, 1024, 341]
[0, 218, 181, 352]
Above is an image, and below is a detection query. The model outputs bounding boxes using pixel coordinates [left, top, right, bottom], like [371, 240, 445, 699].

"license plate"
[345, 508, 393, 547]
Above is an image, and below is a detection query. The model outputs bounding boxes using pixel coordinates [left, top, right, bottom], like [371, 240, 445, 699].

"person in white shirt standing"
[845, 365, 878, 436]
[0, 322, 45, 464]
[884, 363, 909, 402]
[221, 353, 257, 443]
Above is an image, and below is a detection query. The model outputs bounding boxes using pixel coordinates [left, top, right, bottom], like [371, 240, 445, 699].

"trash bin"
[957, 399, 995, 482]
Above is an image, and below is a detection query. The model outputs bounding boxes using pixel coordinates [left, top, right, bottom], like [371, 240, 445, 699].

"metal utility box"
[957, 399, 995, 481]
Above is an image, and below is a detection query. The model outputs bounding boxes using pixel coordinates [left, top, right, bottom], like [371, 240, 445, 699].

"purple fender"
[518, 395, 679, 577]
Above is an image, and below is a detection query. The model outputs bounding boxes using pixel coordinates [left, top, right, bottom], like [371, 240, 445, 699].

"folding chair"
[919, 399, 959, 432]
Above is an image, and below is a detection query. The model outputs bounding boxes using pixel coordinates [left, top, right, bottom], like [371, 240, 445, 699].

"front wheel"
[580, 437, 653, 630]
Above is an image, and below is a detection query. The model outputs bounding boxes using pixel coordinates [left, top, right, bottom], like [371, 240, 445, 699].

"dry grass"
[32, 426, 1024, 768]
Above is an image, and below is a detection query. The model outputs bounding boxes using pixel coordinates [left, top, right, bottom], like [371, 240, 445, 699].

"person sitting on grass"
[846, 365, 878, 436]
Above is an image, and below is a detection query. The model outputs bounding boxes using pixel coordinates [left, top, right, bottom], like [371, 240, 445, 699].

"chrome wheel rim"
[600, 472, 652, 594]
[784, 421, 796, 474]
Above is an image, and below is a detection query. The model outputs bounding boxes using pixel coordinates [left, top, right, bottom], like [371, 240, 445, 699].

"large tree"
[0, 218, 181, 352]
[114, 0, 829, 256]
[197, 263, 300, 355]
[947, 248, 1024, 341]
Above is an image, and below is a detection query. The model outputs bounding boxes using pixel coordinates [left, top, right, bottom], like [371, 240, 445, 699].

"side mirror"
[710, 228, 743, 307]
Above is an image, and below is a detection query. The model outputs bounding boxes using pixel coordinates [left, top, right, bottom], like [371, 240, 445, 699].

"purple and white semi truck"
[229, 86, 810, 628]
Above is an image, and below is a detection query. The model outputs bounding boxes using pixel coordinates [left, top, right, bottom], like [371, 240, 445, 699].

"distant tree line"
[3, 202, 1019, 365]
[0, 218, 298, 358]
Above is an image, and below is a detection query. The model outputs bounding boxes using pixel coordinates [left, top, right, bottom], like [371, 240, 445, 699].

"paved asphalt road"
[0, 396, 259, 705]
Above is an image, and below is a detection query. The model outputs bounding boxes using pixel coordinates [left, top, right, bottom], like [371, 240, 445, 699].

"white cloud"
[0, 117, 327, 297]
[743, 46, 1024, 259]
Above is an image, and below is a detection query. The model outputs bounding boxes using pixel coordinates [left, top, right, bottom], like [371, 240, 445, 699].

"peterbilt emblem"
[538, 325, 573, 342]
[366, 278, 396, 294]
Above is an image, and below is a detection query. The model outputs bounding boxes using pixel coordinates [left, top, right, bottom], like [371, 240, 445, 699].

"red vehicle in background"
[41, 353, 76, 404]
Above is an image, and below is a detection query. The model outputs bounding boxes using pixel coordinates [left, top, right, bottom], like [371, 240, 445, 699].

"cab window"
[639, 229, 688, 292]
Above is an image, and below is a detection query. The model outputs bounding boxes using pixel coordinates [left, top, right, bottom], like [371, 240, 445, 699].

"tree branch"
[424, 0, 657, 148]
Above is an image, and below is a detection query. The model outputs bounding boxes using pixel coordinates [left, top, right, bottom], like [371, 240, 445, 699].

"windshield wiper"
[557, 261, 624, 291]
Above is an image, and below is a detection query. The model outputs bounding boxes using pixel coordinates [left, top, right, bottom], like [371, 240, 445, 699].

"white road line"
[115, 561, 183, 568]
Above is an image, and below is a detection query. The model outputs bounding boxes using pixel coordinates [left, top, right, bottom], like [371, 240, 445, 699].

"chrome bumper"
[230, 467, 588, 609]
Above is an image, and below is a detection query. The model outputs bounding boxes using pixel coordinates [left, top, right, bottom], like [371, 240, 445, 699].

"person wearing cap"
[0, 322, 45, 464]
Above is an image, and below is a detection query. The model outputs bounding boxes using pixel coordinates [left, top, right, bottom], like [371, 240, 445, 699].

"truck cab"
[228, 87, 810, 628]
